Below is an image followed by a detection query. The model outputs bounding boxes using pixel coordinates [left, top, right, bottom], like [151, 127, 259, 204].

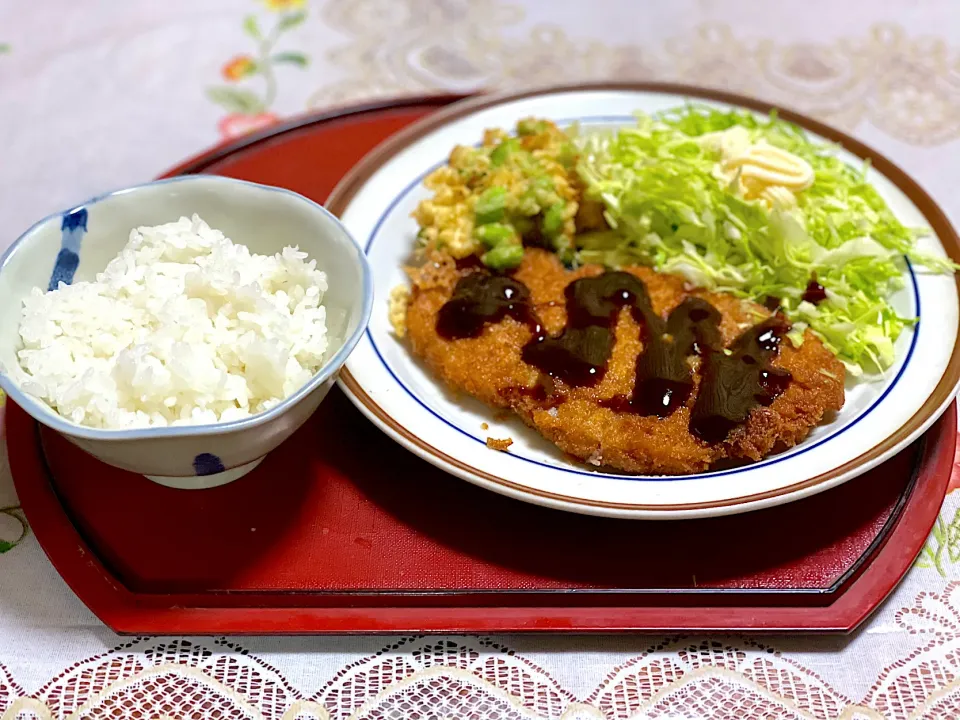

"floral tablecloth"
[4, 1, 960, 718]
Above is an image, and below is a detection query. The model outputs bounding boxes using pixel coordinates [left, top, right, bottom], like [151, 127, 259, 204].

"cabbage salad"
[572, 106, 955, 376]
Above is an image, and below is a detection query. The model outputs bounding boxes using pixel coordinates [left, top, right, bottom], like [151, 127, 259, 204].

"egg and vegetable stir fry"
[412, 119, 591, 270]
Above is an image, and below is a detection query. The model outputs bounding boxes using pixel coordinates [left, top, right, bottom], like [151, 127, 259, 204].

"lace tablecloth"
[4, 1, 960, 717]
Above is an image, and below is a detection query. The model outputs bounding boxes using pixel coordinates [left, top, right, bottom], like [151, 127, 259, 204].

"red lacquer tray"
[9, 95, 956, 634]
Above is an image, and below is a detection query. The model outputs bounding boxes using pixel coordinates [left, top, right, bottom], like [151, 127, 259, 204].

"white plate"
[327, 83, 960, 519]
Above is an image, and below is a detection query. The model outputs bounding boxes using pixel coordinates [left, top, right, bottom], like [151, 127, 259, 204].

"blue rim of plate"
[359, 114, 921, 482]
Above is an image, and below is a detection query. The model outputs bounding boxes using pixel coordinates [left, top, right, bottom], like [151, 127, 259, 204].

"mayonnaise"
[700, 126, 814, 209]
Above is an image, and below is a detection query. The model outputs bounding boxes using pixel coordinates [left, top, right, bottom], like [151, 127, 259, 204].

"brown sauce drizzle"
[802, 278, 828, 305]
[689, 319, 792, 442]
[436, 273, 541, 340]
[522, 272, 654, 388]
[436, 269, 792, 443]
[763, 296, 781, 312]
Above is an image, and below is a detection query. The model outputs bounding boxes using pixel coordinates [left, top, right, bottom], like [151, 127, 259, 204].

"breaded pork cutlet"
[403, 248, 845, 475]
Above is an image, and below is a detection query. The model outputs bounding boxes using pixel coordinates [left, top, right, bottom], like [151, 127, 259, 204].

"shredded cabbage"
[573, 105, 956, 376]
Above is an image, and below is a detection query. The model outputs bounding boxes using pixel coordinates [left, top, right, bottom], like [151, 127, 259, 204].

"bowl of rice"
[0, 175, 372, 488]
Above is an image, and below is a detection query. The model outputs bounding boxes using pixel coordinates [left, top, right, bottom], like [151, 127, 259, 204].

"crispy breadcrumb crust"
[404, 248, 845, 475]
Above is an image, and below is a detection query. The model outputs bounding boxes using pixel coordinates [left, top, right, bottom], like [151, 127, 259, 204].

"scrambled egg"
[412, 118, 582, 268]
[388, 285, 410, 338]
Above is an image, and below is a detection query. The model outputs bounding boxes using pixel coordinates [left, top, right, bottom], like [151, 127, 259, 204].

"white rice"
[16, 214, 329, 429]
